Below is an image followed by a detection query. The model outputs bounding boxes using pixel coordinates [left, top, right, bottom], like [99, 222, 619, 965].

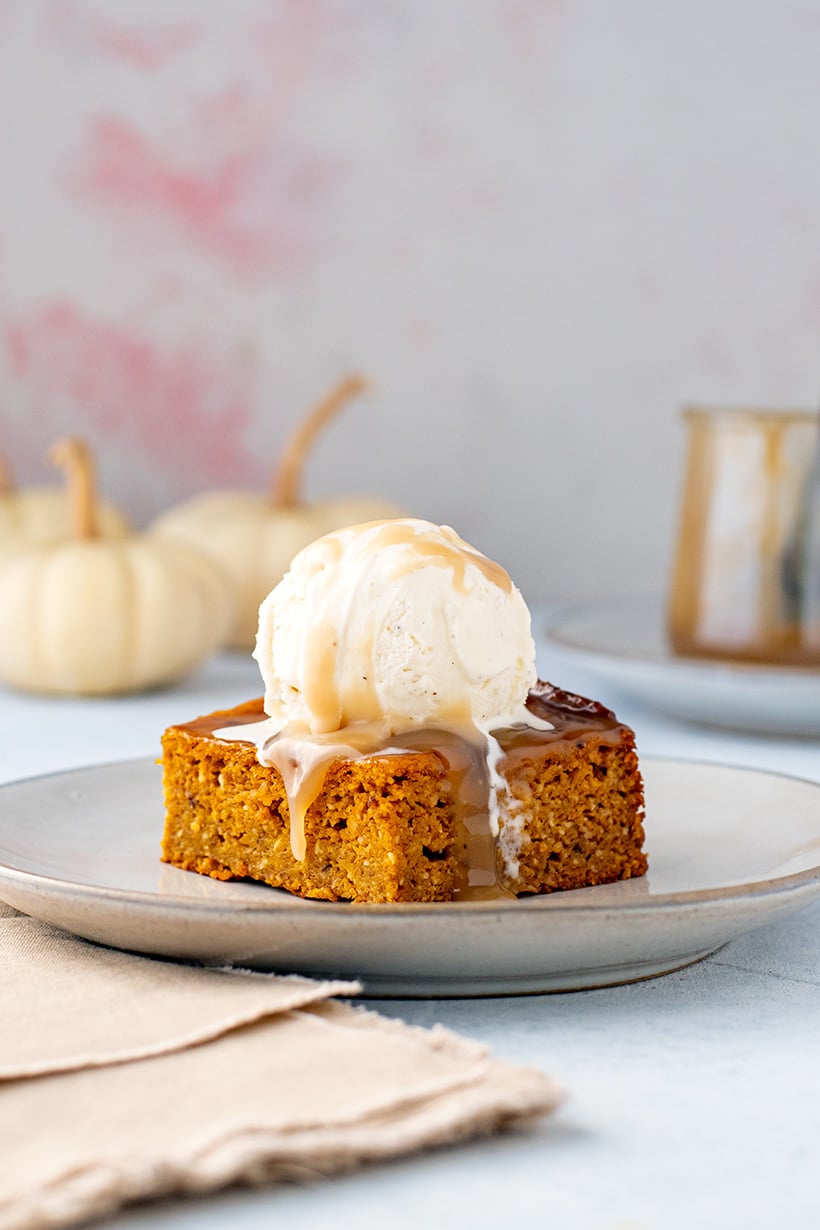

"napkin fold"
[0, 905, 562, 1230]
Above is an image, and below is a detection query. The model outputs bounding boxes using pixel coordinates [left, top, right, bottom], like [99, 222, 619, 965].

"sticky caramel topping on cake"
[161, 683, 646, 903]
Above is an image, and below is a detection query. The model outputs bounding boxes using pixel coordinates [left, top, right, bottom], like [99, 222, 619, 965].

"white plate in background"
[0, 756, 819, 996]
[539, 597, 820, 737]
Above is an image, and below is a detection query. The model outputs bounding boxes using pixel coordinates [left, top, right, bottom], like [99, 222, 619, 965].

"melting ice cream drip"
[216, 518, 552, 887]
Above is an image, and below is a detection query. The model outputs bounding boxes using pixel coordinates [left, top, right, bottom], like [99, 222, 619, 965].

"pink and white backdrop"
[2, 0, 820, 604]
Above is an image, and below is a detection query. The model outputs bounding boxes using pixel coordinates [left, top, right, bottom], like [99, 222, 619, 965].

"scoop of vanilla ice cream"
[253, 518, 537, 735]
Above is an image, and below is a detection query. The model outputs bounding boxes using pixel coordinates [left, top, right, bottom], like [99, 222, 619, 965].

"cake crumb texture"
[161, 698, 646, 903]
[503, 738, 646, 894]
[161, 701, 462, 903]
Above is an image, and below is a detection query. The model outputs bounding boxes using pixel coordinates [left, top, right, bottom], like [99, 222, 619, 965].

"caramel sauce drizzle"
[359, 520, 513, 595]
[199, 683, 626, 901]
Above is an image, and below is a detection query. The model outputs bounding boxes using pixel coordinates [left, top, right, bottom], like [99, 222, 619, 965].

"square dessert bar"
[160, 685, 647, 903]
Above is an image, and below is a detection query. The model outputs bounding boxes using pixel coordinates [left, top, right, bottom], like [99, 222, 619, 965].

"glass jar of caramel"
[667, 407, 820, 667]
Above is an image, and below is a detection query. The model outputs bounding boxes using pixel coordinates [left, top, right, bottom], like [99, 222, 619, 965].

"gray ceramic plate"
[0, 756, 819, 996]
[539, 598, 820, 735]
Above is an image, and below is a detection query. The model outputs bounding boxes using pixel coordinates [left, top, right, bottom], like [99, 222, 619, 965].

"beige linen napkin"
[0, 904, 562, 1230]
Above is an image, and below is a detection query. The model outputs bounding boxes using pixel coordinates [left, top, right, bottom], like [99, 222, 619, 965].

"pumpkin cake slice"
[161, 686, 646, 903]
[160, 519, 647, 903]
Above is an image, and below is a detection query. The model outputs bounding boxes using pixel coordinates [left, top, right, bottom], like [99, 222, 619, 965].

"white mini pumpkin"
[0, 453, 129, 542]
[152, 376, 400, 650]
[0, 440, 231, 696]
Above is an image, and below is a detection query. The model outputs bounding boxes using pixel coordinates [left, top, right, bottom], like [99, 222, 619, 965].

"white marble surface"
[2, 645, 820, 1230]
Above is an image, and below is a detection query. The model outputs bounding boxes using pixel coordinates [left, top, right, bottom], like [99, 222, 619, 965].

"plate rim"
[1, 754, 819, 919]
[539, 595, 820, 682]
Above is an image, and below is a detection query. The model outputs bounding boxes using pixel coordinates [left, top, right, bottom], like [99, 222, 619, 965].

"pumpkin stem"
[270, 375, 370, 508]
[0, 456, 13, 496]
[48, 438, 98, 539]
